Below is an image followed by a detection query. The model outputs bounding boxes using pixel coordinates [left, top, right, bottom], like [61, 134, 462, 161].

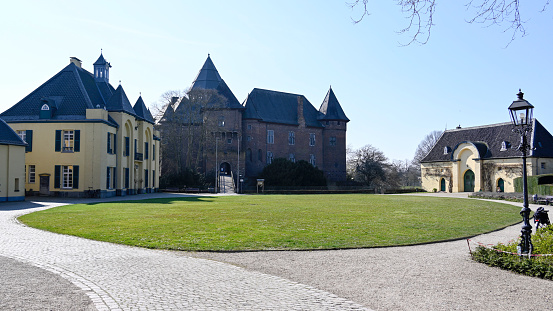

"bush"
[160, 168, 207, 189]
[472, 225, 553, 280]
[258, 158, 327, 187]
[514, 174, 553, 195]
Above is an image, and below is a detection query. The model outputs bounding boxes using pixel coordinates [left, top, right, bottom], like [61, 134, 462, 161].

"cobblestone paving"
[0, 195, 369, 311]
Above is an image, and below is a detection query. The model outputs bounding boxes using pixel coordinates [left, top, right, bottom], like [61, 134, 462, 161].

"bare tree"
[412, 130, 443, 167]
[349, 0, 550, 45]
[156, 88, 226, 179]
[349, 144, 389, 188]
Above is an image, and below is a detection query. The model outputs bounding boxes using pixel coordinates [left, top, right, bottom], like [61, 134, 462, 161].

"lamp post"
[508, 89, 534, 256]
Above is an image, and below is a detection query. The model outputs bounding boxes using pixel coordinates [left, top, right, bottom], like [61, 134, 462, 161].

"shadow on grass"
[81, 196, 219, 206]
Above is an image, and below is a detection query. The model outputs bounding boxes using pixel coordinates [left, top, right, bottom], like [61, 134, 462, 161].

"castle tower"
[319, 86, 349, 182]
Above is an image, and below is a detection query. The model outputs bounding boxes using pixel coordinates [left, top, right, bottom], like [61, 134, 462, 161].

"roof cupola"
[93, 50, 111, 83]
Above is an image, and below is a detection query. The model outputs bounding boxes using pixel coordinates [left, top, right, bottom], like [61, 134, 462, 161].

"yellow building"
[421, 119, 553, 193]
[0, 53, 160, 198]
[0, 118, 26, 201]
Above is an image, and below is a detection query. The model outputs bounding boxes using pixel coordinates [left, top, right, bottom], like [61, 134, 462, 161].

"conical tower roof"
[189, 55, 242, 109]
[105, 84, 138, 117]
[318, 87, 349, 122]
[133, 95, 155, 124]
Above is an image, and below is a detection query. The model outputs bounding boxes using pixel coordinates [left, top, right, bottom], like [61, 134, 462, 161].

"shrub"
[258, 158, 327, 187]
[160, 167, 207, 189]
[472, 225, 553, 280]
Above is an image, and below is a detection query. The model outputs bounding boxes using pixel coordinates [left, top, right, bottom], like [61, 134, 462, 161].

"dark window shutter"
[55, 130, 61, 152]
[113, 168, 116, 189]
[25, 130, 33, 152]
[73, 166, 79, 189]
[54, 165, 61, 188]
[106, 167, 110, 189]
[107, 133, 111, 153]
[145, 142, 149, 159]
[153, 144, 155, 160]
[74, 130, 80, 152]
[125, 137, 130, 156]
[125, 168, 129, 188]
[113, 133, 117, 155]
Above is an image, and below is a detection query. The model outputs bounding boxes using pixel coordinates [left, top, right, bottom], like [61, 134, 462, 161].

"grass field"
[19, 194, 523, 251]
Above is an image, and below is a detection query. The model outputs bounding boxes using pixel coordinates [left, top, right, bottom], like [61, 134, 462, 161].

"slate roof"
[318, 87, 349, 122]
[421, 119, 553, 163]
[93, 53, 111, 67]
[0, 55, 135, 126]
[189, 55, 243, 109]
[133, 96, 155, 124]
[243, 88, 323, 128]
[0, 118, 26, 146]
[104, 85, 138, 118]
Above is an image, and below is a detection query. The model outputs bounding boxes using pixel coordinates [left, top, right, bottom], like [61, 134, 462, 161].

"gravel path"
[189, 193, 553, 310]
[1, 193, 552, 310]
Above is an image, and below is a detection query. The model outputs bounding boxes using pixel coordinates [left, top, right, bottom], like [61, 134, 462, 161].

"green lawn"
[19, 194, 522, 251]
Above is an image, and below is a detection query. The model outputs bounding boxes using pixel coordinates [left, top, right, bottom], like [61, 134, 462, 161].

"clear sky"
[1, 1, 551, 162]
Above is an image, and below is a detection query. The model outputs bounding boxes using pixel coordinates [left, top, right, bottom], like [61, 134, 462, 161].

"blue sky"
[1, 1, 551, 162]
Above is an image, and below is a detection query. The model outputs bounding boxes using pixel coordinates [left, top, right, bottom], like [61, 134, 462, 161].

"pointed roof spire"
[318, 87, 349, 122]
[189, 54, 242, 109]
[105, 84, 137, 117]
[191, 54, 222, 90]
[133, 95, 155, 124]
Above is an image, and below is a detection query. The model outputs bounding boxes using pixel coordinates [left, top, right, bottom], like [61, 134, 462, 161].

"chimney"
[70, 57, 82, 68]
[297, 96, 305, 127]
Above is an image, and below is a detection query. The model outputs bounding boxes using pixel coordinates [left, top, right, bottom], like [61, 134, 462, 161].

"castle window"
[329, 136, 336, 146]
[541, 162, 546, 169]
[63, 165, 74, 189]
[289, 153, 295, 163]
[288, 131, 295, 145]
[309, 133, 316, 146]
[309, 154, 316, 166]
[218, 116, 225, 127]
[267, 130, 274, 144]
[247, 135, 252, 142]
[267, 151, 274, 164]
[443, 146, 451, 155]
[247, 124, 252, 130]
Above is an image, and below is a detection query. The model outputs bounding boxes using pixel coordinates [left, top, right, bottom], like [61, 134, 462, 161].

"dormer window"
[443, 146, 451, 155]
[501, 141, 511, 151]
[41, 104, 50, 111]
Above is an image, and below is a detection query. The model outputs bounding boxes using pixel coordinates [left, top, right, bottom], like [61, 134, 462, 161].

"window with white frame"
[309, 133, 315, 146]
[309, 154, 316, 166]
[17, 130, 26, 142]
[62, 165, 73, 189]
[267, 151, 274, 164]
[63, 130, 74, 152]
[289, 153, 295, 163]
[267, 130, 274, 144]
[288, 131, 295, 145]
[28, 165, 36, 183]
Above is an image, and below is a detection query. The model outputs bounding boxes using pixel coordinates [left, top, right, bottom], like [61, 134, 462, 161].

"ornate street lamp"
[508, 89, 534, 256]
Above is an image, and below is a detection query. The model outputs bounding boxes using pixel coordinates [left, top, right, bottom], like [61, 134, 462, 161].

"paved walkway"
[0, 194, 367, 311]
[2, 193, 553, 310]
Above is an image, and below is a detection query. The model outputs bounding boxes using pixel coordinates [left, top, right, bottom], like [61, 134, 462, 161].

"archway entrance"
[220, 162, 231, 175]
[497, 178, 504, 192]
[464, 170, 475, 192]
[440, 178, 446, 192]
